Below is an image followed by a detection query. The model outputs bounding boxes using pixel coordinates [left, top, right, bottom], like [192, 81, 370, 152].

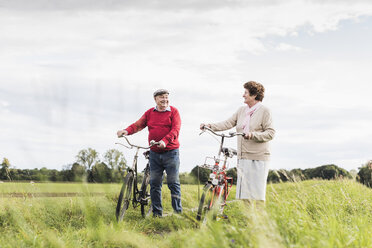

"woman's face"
[243, 89, 256, 105]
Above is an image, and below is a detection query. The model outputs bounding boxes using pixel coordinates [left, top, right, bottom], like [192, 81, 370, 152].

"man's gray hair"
[153, 89, 169, 97]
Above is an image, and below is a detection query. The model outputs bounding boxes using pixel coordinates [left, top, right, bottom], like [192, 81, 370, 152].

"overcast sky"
[1, 0, 372, 172]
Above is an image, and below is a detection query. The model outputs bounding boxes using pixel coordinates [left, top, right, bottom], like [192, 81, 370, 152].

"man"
[117, 89, 182, 217]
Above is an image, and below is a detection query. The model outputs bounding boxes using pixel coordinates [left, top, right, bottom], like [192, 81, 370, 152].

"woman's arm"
[209, 108, 240, 132]
[251, 110, 275, 142]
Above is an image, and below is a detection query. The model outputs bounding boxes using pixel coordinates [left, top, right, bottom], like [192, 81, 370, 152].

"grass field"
[0, 180, 371, 248]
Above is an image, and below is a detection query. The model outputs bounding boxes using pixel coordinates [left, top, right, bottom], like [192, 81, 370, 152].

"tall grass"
[0, 180, 371, 247]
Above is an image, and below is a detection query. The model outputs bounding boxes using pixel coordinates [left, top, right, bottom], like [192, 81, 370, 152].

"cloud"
[275, 43, 303, 51]
[1, 1, 372, 171]
[1, 100, 9, 107]
[0, 0, 296, 11]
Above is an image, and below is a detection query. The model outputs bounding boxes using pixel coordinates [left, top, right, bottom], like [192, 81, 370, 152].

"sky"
[1, 0, 372, 172]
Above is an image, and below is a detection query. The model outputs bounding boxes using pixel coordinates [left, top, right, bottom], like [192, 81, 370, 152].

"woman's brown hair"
[244, 81, 265, 101]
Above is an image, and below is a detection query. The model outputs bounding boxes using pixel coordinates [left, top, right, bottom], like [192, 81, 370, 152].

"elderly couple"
[116, 81, 275, 217]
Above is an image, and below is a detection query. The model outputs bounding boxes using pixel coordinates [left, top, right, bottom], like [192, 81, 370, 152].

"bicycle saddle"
[143, 150, 150, 159]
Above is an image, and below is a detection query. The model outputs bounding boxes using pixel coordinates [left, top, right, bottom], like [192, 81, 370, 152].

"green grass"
[0, 182, 119, 194]
[0, 180, 371, 247]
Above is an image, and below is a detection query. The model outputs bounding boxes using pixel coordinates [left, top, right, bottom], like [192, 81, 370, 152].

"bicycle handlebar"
[116, 135, 160, 150]
[200, 126, 244, 138]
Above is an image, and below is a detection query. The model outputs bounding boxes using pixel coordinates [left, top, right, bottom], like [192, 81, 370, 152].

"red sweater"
[125, 106, 181, 153]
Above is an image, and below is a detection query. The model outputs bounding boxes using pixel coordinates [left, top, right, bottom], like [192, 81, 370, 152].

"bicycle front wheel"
[140, 166, 152, 217]
[196, 183, 215, 221]
[116, 171, 134, 222]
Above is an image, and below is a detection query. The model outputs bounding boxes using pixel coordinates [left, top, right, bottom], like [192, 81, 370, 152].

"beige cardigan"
[210, 105, 275, 161]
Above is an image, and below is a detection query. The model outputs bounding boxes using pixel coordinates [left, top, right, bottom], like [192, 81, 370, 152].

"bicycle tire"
[116, 171, 134, 222]
[140, 165, 152, 217]
[196, 183, 214, 221]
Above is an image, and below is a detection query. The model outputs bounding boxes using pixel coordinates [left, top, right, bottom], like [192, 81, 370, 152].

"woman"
[200, 81, 275, 203]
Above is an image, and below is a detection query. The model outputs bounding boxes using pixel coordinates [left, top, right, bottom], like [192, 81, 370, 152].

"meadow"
[0, 180, 371, 248]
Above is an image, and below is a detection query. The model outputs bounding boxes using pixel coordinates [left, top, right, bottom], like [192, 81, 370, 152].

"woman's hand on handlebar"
[244, 132, 253, 139]
[200, 123, 211, 130]
[117, 129, 128, 137]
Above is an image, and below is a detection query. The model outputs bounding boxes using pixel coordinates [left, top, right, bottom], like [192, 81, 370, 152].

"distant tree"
[91, 162, 111, 183]
[0, 158, 11, 181]
[38, 167, 50, 181]
[15, 169, 31, 180]
[60, 164, 74, 181]
[71, 162, 87, 182]
[30, 168, 42, 181]
[49, 169, 61, 181]
[111, 170, 123, 183]
[104, 149, 127, 171]
[76, 148, 100, 170]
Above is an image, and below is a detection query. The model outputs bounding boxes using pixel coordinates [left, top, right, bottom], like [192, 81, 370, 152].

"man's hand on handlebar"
[117, 130, 128, 137]
[158, 140, 166, 149]
[150, 140, 164, 148]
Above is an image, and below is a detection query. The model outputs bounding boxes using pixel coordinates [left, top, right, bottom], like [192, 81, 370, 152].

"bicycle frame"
[197, 126, 243, 220]
[115, 136, 158, 220]
[129, 146, 145, 208]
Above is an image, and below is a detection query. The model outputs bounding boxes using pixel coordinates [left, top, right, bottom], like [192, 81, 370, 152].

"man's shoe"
[216, 214, 228, 221]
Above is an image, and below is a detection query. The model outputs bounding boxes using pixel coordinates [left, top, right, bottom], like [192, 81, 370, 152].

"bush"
[267, 169, 291, 183]
[179, 172, 197, 184]
[303, 164, 352, 180]
[226, 167, 237, 185]
[357, 161, 372, 188]
[268, 165, 352, 184]
[190, 166, 210, 184]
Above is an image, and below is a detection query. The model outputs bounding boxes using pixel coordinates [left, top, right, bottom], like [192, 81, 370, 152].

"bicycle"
[196, 126, 243, 222]
[115, 135, 159, 222]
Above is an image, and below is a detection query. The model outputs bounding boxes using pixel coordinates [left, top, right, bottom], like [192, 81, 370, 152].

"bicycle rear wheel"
[140, 165, 152, 217]
[196, 183, 215, 221]
[116, 171, 134, 222]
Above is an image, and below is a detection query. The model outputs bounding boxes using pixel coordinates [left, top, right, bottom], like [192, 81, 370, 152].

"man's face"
[154, 93, 169, 109]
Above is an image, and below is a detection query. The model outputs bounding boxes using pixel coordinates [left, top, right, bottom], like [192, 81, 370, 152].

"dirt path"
[0, 192, 107, 198]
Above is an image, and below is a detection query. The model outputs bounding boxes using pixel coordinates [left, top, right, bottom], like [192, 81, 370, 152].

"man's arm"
[160, 108, 181, 147]
[117, 129, 128, 137]
[118, 111, 148, 137]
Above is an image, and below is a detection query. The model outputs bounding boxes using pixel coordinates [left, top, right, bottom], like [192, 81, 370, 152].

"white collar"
[154, 106, 171, 112]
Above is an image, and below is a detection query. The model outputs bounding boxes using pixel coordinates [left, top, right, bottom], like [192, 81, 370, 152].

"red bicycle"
[196, 126, 243, 221]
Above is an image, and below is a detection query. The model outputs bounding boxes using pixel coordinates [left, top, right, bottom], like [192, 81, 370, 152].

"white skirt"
[236, 159, 269, 201]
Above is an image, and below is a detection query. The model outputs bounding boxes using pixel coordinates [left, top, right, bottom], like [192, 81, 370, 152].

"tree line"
[0, 148, 127, 183]
[190, 162, 372, 187]
[1, 150, 371, 188]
